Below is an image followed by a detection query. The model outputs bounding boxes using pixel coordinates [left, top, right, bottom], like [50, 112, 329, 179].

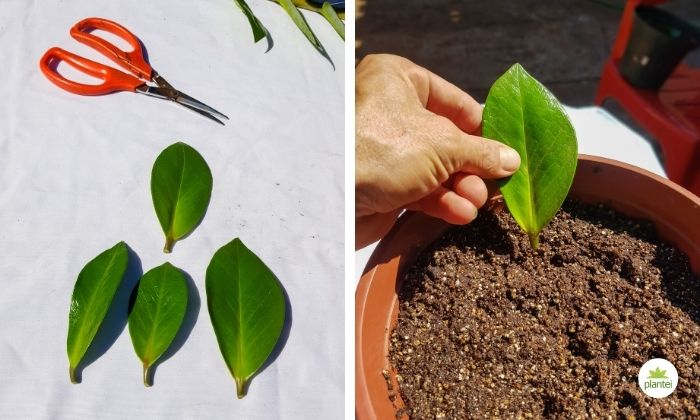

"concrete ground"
[356, 0, 624, 106]
[356, 0, 700, 163]
[356, 0, 699, 103]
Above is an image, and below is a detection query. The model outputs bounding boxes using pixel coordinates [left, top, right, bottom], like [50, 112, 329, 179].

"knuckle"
[359, 53, 407, 70]
[477, 140, 501, 173]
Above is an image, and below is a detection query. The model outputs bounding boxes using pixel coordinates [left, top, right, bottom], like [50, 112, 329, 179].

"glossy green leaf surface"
[151, 142, 213, 253]
[320, 2, 345, 40]
[67, 241, 129, 383]
[233, 0, 268, 42]
[128, 263, 188, 386]
[206, 238, 285, 398]
[483, 63, 578, 248]
[275, 0, 327, 57]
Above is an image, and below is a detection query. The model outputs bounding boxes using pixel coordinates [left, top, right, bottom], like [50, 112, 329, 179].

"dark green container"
[620, 6, 699, 90]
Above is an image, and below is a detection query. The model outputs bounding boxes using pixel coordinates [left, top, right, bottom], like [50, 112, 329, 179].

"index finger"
[409, 66, 483, 134]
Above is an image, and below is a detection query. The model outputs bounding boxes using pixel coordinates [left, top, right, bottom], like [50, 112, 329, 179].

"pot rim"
[355, 154, 700, 419]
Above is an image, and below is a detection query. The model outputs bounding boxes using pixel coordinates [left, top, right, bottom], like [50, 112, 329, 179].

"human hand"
[355, 54, 521, 249]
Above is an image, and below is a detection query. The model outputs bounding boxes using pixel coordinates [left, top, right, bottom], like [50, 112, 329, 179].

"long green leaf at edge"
[233, 0, 268, 42]
[206, 238, 285, 398]
[320, 2, 344, 40]
[67, 241, 129, 383]
[483, 63, 577, 248]
[275, 0, 327, 55]
[128, 262, 188, 387]
[290, 0, 345, 19]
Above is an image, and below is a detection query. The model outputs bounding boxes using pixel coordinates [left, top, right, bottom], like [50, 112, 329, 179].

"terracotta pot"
[355, 155, 700, 420]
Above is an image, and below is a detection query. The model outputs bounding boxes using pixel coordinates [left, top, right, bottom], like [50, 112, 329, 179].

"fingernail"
[500, 147, 521, 173]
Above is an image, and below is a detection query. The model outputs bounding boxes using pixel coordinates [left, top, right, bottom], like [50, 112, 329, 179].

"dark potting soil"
[389, 200, 700, 419]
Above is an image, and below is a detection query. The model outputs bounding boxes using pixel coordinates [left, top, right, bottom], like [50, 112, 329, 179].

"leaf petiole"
[235, 377, 247, 399]
[529, 233, 539, 249]
[143, 363, 153, 387]
[164, 237, 174, 254]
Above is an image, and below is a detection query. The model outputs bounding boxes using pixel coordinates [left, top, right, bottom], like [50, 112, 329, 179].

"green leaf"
[233, 0, 268, 43]
[206, 238, 286, 398]
[320, 2, 345, 40]
[128, 262, 188, 387]
[483, 63, 578, 248]
[275, 0, 328, 57]
[290, 0, 345, 19]
[151, 142, 213, 253]
[67, 241, 129, 383]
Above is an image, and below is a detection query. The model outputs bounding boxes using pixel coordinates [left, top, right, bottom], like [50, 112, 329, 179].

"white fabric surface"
[0, 1, 344, 419]
[355, 106, 667, 279]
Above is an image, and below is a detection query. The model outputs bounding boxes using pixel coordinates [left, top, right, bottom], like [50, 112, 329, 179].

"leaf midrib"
[234, 242, 245, 379]
[142, 272, 166, 365]
[167, 145, 188, 240]
[515, 70, 536, 232]
[70, 248, 121, 361]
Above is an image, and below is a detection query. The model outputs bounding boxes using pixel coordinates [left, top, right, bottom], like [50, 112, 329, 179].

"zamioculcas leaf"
[206, 238, 285, 398]
[291, 0, 345, 19]
[483, 63, 578, 248]
[275, 0, 328, 57]
[233, 0, 268, 42]
[67, 241, 129, 383]
[128, 262, 188, 386]
[151, 142, 213, 253]
[320, 2, 345, 40]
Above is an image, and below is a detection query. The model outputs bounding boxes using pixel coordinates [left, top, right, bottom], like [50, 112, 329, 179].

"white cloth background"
[0, 1, 344, 419]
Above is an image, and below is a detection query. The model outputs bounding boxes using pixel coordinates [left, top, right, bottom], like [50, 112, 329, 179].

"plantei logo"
[638, 358, 678, 398]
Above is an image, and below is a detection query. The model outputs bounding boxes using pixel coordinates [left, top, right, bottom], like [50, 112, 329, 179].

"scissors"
[39, 17, 228, 125]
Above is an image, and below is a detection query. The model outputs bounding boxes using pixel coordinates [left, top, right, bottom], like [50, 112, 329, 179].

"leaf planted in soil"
[151, 142, 213, 253]
[128, 262, 188, 387]
[483, 63, 578, 248]
[67, 241, 129, 383]
[206, 238, 286, 398]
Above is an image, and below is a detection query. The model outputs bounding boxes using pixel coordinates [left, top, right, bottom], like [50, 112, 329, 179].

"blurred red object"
[595, 0, 700, 196]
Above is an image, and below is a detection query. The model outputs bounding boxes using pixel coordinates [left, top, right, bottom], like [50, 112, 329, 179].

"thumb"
[439, 130, 521, 179]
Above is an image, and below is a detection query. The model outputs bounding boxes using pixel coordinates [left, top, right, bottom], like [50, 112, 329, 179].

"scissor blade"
[175, 91, 229, 121]
[177, 101, 225, 125]
[136, 86, 224, 125]
[149, 72, 229, 121]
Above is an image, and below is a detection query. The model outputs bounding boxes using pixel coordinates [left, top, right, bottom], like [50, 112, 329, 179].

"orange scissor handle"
[70, 17, 152, 81]
[39, 47, 144, 96]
